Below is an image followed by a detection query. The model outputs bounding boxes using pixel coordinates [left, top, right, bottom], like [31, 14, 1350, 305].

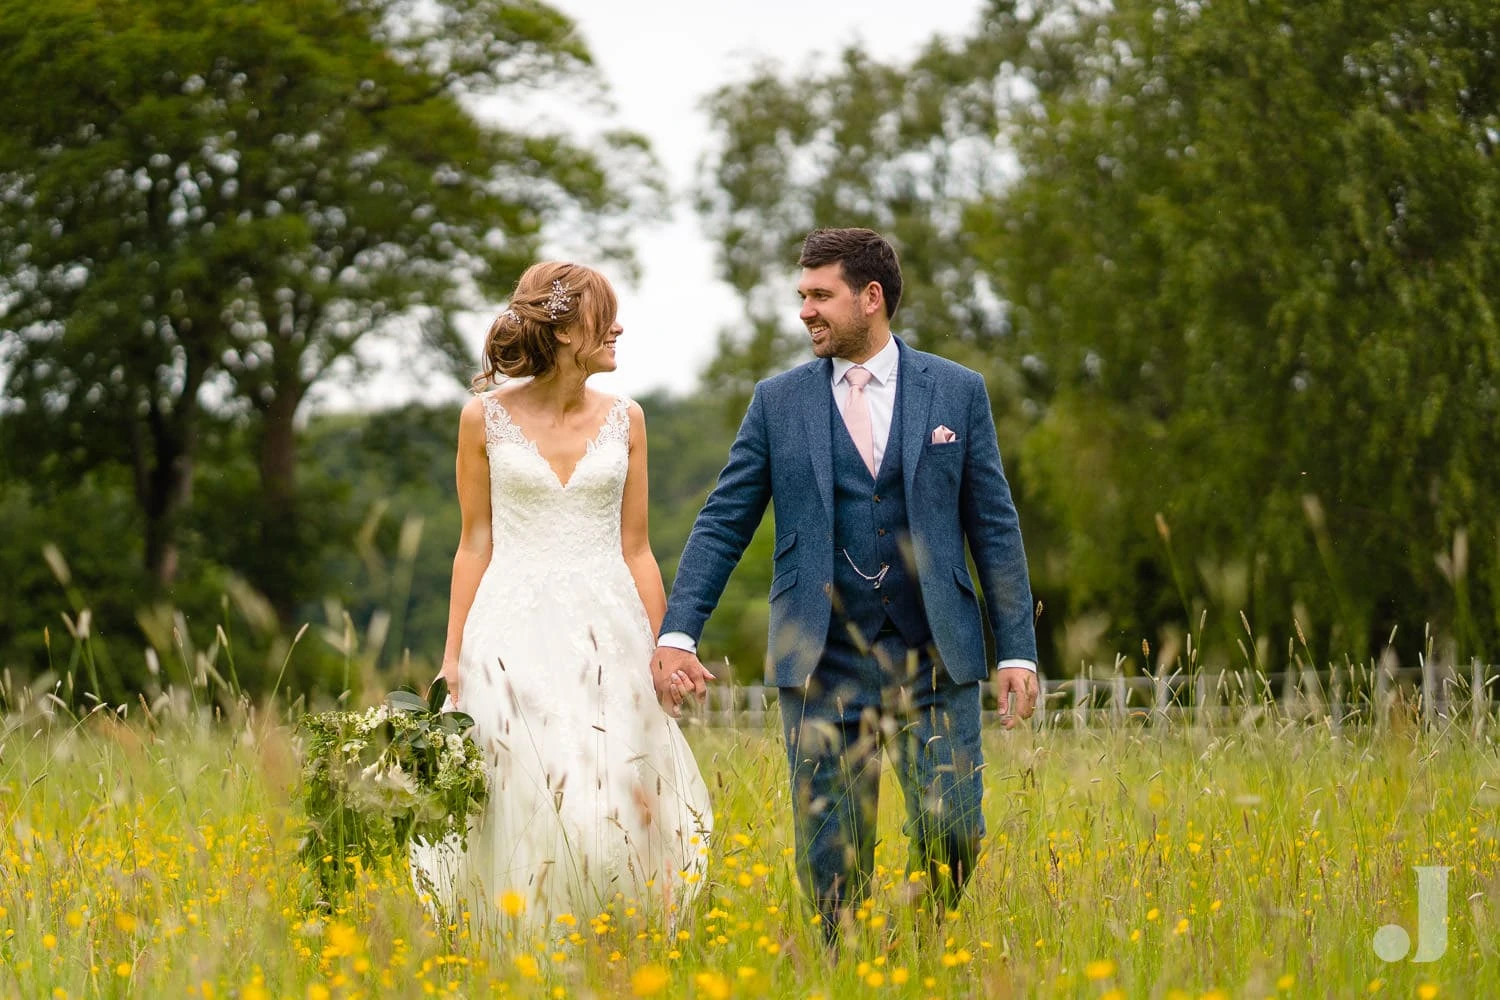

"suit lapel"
[899, 339, 934, 500]
[804, 359, 835, 523]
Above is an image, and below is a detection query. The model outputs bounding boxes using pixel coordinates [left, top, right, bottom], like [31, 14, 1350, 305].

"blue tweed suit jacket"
[661, 338, 1036, 687]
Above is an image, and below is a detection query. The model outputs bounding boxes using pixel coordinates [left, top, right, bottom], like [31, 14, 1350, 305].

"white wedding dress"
[412, 391, 712, 929]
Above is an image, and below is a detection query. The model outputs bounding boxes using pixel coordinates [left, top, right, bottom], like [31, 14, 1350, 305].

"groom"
[652, 227, 1039, 934]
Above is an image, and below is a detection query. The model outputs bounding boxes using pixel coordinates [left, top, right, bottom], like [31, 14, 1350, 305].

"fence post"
[747, 683, 765, 730]
[1473, 659, 1489, 741]
[1111, 672, 1128, 727]
[1421, 655, 1436, 730]
[1330, 664, 1344, 738]
[1303, 664, 1324, 722]
[1153, 662, 1170, 725]
[1074, 671, 1092, 731]
[1375, 650, 1395, 733]
[1041, 670, 1055, 729]
[1440, 656, 1452, 719]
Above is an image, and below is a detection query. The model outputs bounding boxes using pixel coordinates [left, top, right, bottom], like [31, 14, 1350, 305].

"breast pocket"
[922, 441, 964, 490]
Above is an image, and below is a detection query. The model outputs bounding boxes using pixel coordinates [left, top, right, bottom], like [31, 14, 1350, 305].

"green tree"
[697, 0, 1500, 670]
[0, 0, 656, 616]
[984, 0, 1500, 664]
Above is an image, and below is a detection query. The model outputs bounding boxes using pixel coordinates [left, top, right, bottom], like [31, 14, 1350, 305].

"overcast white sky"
[311, 0, 987, 412]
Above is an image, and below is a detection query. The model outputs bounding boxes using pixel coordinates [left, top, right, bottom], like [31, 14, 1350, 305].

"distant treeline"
[4, 0, 1498, 698]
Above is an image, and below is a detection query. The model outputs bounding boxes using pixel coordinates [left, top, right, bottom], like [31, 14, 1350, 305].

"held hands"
[994, 665, 1040, 730]
[651, 646, 715, 719]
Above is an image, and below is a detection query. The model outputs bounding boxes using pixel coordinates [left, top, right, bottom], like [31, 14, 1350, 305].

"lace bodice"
[480, 392, 632, 561]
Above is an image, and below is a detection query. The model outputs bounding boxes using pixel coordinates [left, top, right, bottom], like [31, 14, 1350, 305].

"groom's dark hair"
[799, 228, 903, 320]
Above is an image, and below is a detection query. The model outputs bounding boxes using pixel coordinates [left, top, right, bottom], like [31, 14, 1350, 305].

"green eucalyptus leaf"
[427, 676, 449, 714]
[386, 691, 428, 714]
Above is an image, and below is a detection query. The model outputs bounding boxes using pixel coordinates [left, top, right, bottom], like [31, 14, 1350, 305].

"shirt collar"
[832, 335, 899, 387]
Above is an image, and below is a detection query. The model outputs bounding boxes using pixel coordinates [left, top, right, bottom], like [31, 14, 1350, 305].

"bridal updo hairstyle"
[474, 261, 618, 388]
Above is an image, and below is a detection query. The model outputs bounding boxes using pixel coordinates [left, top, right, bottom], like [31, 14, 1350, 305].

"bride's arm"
[621, 401, 667, 638]
[439, 398, 493, 703]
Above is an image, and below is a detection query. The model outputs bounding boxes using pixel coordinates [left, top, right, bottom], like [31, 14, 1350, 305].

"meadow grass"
[2, 690, 1497, 999]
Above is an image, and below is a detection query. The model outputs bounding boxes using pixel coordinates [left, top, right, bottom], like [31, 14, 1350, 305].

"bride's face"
[569, 316, 623, 375]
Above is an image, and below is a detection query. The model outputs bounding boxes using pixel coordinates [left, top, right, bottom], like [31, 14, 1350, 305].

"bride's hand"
[437, 664, 462, 711]
[661, 669, 692, 718]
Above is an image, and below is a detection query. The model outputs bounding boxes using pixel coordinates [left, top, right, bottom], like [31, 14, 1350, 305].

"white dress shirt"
[831, 335, 900, 471]
[660, 335, 1036, 674]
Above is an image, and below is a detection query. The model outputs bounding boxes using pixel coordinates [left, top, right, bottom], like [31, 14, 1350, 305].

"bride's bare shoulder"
[457, 395, 490, 442]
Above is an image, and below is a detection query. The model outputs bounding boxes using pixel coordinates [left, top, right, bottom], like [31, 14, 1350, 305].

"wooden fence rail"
[684, 659, 1498, 732]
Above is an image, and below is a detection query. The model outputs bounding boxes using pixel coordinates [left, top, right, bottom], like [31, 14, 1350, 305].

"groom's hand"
[651, 646, 715, 716]
[994, 666, 1040, 729]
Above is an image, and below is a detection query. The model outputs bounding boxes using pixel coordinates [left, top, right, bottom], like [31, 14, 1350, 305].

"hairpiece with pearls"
[544, 279, 573, 321]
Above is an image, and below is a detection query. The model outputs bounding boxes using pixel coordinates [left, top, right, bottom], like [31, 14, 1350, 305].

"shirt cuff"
[997, 658, 1037, 673]
[657, 631, 698, 654]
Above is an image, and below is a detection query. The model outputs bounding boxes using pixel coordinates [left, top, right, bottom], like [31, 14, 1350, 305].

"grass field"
[2, 691, 1498, 998]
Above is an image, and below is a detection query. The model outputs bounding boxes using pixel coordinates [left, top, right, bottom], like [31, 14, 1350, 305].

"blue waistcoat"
[829, 382, 931, 648]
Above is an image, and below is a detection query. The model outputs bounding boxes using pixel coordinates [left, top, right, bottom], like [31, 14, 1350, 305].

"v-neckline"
[490, 393, 622, 490]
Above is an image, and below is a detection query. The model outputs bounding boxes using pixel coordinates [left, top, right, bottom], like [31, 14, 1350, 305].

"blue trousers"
[778, 623, 985, 931]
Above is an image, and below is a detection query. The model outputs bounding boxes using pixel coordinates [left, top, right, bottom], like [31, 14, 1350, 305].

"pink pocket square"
[931, 425, 957, 444]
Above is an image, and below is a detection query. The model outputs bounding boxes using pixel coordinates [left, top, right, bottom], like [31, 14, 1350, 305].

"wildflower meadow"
[2, 634, 1497, 1000]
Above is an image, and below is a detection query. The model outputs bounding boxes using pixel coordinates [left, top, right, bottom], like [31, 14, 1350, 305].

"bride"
[412, 261, 712, 930]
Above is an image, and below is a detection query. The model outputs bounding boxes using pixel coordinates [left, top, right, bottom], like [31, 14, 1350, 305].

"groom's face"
[798, 263, 872, 360]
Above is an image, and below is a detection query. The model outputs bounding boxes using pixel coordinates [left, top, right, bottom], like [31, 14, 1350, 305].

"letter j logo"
[1372, 866, 1450, 963]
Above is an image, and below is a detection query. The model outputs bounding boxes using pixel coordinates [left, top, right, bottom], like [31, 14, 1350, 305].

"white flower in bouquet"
[352, 761, 422, 813]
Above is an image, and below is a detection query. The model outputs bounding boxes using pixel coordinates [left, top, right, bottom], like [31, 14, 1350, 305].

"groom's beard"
[811, 311, 872, 359]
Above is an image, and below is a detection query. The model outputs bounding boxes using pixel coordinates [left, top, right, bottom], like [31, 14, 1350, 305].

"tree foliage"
[988, 0, 1500, 663]
[698, 0, 1500, 670]
[0, 0, 655, 610]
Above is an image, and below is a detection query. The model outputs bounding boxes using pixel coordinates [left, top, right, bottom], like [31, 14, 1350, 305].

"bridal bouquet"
[296, 678, 487, 898]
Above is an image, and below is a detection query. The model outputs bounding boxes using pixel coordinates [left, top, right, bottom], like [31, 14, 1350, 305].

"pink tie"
[842, 365, 876, 476]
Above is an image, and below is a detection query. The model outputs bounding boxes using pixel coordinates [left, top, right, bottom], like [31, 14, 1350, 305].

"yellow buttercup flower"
[694, 971, 731, 1000]
[323, 922, 359, 958]
[1085, 958, 1116, 980]
[630, 963, 669, 996]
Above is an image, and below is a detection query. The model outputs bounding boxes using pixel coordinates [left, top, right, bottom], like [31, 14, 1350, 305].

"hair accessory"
[501, 308, 518, 323]
[544, 279, 573, 321]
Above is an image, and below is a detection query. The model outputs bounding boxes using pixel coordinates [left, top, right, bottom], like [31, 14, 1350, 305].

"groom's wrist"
[997, 658, 1037, 673]
[657, 632, 698, 654]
